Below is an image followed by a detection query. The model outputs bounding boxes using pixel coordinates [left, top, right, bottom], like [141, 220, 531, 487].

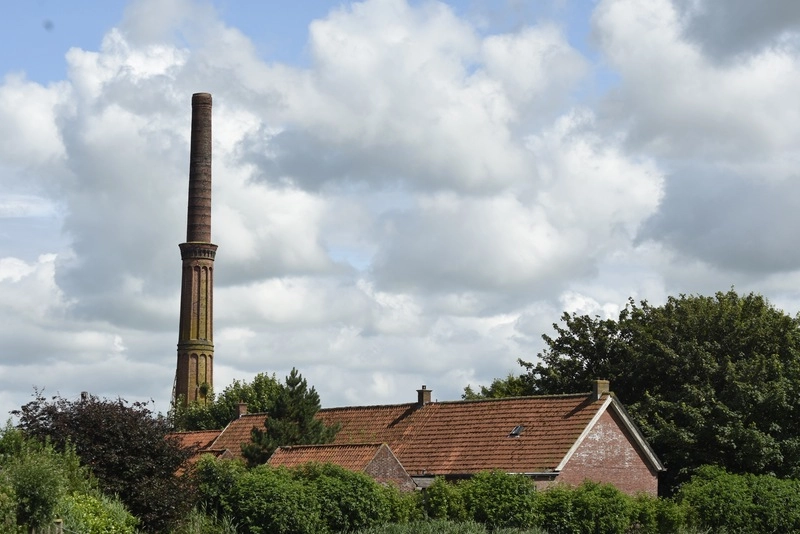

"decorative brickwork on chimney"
[175, 93, 217, 406]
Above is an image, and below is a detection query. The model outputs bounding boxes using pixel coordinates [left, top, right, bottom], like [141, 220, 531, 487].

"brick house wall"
[365, 445, 415, 492]
[554, 409, 659, 496]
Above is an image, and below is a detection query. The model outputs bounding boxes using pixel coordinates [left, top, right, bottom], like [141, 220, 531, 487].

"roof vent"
[508, 425, 525, 438]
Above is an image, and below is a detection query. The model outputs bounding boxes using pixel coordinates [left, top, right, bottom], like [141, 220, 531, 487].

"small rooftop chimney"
[237, 402, 248, 418]
[417, 385, 432, 406]
[592, 379, 610, 401]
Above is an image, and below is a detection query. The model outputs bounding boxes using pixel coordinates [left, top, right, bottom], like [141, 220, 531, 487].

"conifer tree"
[242, 368, 339, 466]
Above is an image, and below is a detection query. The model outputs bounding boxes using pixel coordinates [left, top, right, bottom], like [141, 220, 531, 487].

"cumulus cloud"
[3, 0, 799, 416]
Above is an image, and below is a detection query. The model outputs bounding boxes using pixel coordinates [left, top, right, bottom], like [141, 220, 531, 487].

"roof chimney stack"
[237, 402, 248, 418]
[592, 379, 610, 401]
[417, 385, 432, 406]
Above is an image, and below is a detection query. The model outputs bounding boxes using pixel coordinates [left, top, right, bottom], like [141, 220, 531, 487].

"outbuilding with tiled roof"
[268, 443, 415, 491]
[317, 380, 664, 495]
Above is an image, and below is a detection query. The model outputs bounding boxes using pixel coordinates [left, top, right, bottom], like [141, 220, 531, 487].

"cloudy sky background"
[2, 0, 800, 416]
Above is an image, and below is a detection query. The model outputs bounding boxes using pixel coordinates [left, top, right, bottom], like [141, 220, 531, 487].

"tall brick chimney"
[174, 93, 217, 407]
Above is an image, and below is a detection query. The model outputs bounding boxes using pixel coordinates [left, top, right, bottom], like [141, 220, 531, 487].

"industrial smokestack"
[187, 92, 212, 243]
[174, 92, 217, 407]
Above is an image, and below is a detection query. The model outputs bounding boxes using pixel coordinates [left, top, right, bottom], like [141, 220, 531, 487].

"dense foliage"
[242, 368, 340, 465]
[468, 290, 800, 492]
[12, 392, 197, 532]
[677, 466, 800, 533]
[194, 458, 706, 534]
[0, 423, 136, 533]
[194, 456, 417, 534]
[172, 372, 282, 430]
[56, 493, 138, 534]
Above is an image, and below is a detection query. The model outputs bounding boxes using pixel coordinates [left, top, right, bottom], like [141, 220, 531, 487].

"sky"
[2, 0, 800, 418]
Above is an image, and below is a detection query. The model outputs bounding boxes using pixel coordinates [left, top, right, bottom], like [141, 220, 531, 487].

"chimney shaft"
[592, 379, 610, 400]
[174, 92, 217, 407]
[187, 92, 212, 243]
[237, 402, 248, 418]
[417, 385, 432, 406]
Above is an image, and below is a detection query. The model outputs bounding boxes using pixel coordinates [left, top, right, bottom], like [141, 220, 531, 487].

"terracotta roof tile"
[268, 443, 387, 471]
[168, 430, 222, 450]
[318, 394, 604, 476]
[209, 413, 267, 459]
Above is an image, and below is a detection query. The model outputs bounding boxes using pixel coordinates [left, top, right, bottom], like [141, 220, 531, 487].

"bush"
[0, 476, 16, 531]
[230, 465, 324, 534]
[14, 392, 198, 532]
[422, 477, 467, 521]
[629, 493, 686, 534]
[378, 482, 423, 524]
[56, 492, 137, 534]
[194, 455, 247, 519]
[570, 481, 633, 534]
[678, 465, 800, 533]
[291, 462, 390, 532]
[461, 471, 538, 529]
[3, 448, 67, 530]
[536, 484, 580, 534]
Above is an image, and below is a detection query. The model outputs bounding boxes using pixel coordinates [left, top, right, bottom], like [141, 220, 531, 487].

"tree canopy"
[468, 290, 800, 493]
[171, 372, 281, 430]
[13, 392, 197, 532]
[242, 368, 339, 466]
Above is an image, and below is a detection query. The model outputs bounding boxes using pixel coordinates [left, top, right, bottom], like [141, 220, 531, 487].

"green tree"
[13, 392, 197, 532]
[171, 372, 281, 430]
[472, 290, 800, 493]
[242, 368, 339, 466]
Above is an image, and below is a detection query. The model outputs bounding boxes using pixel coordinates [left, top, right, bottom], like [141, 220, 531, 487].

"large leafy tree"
[242, 368, 339, 466]
[171, 372, 281, 430]
[470, 290, 800, 493]
[13, 392, 197, 532]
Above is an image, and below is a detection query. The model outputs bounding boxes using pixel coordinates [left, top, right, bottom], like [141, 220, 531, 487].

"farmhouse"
[181, 380, 664, 495]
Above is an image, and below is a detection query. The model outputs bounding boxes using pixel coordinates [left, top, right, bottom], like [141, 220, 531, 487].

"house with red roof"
[174, 380, 664, 495]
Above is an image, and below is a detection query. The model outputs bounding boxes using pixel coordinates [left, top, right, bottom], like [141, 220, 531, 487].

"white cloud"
[3, 0, 800, 418]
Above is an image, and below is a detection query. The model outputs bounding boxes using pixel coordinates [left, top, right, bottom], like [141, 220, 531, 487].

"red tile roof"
[317, 394, 607, 476]
[268, 443, 388, 471]
[168, 429, 222, 450]
[208, 413, 268, 459]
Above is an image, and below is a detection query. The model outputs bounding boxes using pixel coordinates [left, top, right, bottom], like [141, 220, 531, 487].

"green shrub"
[0, 476, 16, 531]
[536, 484, 579, 534]
[570, 481, 633, 534]
[292, 462, 389, 532]
[230, 465, 323, 534]
[56, 492, 137, 534]
[194, 455, 247, 518]
[4, 447, 68, 529]
[461, 471, 538, 529]
[423, 477, 467, 521]
[678, 465, 800, 533]
[629, 493, 687, 534]
[378, 482, 423, 523]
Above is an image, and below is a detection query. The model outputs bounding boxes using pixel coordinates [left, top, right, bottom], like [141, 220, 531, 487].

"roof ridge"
[441, 392, 592, 404]
[321, 393, 593, 412]
[279, 442, 385, 450]
[321, 402, 417, 411]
